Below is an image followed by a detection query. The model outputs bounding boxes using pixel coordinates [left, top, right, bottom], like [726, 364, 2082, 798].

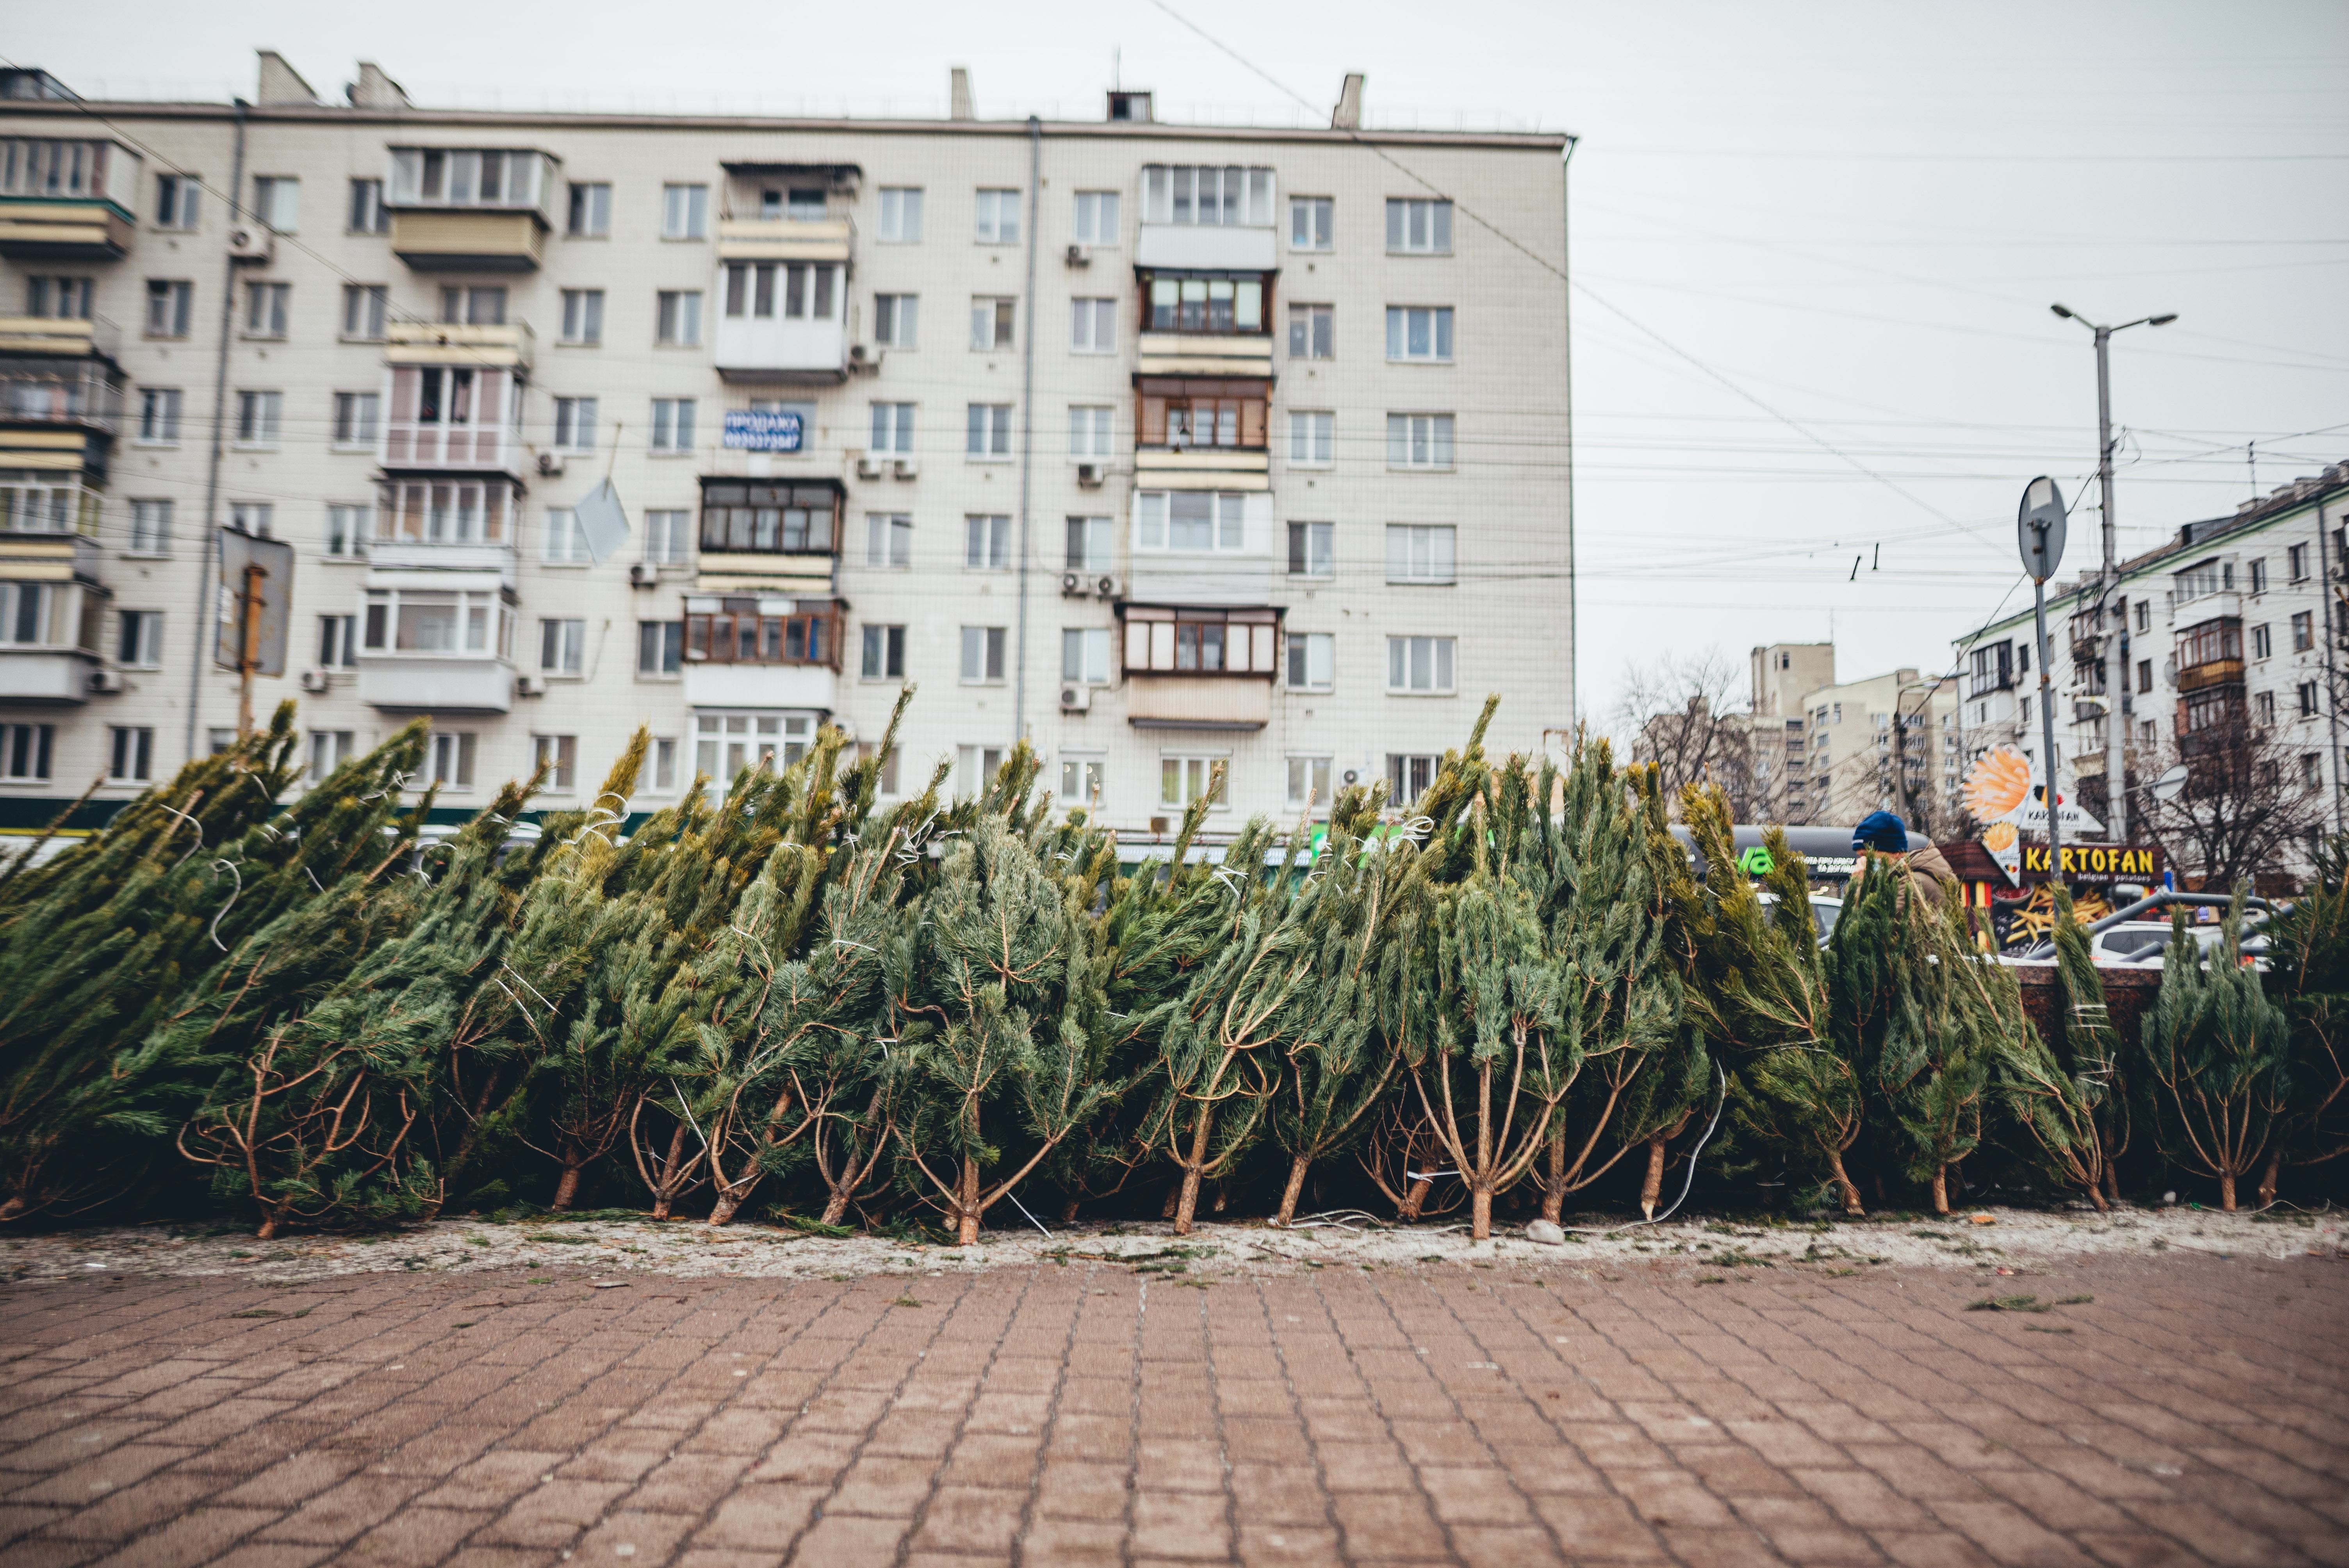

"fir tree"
[1992, 887, 2114, 1210]
[2264, 839, 2349, 1204]
[2135, 893, 2289, 1210]
[1855, 863, 1993, 1215]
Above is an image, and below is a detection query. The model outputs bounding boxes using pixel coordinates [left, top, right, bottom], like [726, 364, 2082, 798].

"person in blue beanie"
[1851, 810, 1955, 910]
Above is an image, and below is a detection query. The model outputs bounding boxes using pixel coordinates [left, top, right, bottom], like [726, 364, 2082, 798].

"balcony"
[2176, 657, 2244, 694]
[357, 657, 514, 713]
[1120, 606, 1279, 731]
[355, 579, 516, 713]
[1127, 489, 1276, 605]
[0, 647, 97, 703]
[366, 538, 518, 590]
[381, 355, 528, 478]
[715, 217, 853, 263]
[712, 254, 849, 383]
[384, 147, 557, 272]
[2175, 614, 2244, 695]
[1135, 332, 1274, 380]
[0, 350, 123, 437]
[2173, 590, 2240, 624]
[680, 595, 839, 711]
[0, 538, 104, 705]
[695, 480, 841, 594]
[1136, 225, 1277, 271]
[384, 321, 533, 369]
[0, 137, 141, 260]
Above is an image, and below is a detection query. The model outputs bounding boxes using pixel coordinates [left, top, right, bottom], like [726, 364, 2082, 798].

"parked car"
[1757, 891, 1844, 948]
[2087, 920, 2269, 970]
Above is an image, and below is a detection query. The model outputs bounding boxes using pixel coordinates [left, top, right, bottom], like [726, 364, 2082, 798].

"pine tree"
[2264, 839, 2349, 1204]
[2135, 893, 2289, 1210]
[1992, 887, 2114, 1210]
[1856, 865, 1992, 1215]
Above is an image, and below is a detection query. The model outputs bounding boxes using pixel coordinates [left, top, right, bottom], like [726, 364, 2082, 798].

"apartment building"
[1747, 641, 1834, 824]
[0, 54, 1574, 835]
[1793, 667, 1962, 832]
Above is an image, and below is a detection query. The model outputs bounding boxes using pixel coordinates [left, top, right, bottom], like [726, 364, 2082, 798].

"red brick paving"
[1, 1249, 2342, 1565]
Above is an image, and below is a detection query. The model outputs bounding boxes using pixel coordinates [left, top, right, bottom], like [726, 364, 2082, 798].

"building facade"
[0, 55, 1574, 835]
[1747, 641, 1834, 824]
[1792, 667, 1962, 832]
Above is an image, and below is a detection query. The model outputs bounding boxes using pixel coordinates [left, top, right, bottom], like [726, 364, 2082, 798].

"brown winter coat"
[1903, 843, 1955, 910]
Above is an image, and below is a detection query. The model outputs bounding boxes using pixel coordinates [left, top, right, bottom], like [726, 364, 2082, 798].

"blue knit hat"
[1852, 811, 1909, 854]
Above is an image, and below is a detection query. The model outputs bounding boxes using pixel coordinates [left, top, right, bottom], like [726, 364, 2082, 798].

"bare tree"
[2139, 711, 2327, 891]
[1614, 649, 1757, 818]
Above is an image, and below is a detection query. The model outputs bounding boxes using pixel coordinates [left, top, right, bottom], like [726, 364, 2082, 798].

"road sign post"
[2019, 478, 2069, 883]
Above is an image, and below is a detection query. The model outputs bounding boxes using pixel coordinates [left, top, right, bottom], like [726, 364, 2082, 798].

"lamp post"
[2049, 303, 2177, 844]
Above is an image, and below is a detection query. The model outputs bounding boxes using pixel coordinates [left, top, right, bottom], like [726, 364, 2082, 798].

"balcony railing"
[0, 355, 123, 433]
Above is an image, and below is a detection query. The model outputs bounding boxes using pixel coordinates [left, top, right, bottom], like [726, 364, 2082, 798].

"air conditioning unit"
[1059, 685, 1092, 712]
[226, 226, 274, 264]
[1060, 571, 1089, 597]
[88, 668, 125, 695]
[893, 458, 920, 480]
[298, 668, 330, 694]
[1094, 574, 1120, 600]
[855, 454, 886, 481]
[1065, 243, 1093, 267]
[536, 451, 565, 478]
[628, 561, 660, 588]
[517, 674, 548, 697]
[1076, 461, 1105, 488]
[848, 343, 872, 365]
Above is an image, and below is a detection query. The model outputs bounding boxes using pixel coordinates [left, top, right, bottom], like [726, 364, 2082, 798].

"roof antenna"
[1114, 46, 1121, 91]
[2249, 439, 2256, 495]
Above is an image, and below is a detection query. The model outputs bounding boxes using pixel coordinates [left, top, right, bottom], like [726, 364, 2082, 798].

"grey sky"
[16, 0, 2348, 725]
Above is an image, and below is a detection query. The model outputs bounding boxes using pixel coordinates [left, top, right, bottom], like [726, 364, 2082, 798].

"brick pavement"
[0, 1248, 2342, 1566]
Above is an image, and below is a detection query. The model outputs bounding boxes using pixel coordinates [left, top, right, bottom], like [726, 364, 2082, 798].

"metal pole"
[236, 560, 264, 740]
[1010, 114, 1041, 748]
[187, 98, 248, 763]
[2095, 324, 2126, 843]
[2033, 566, 2064, 886]
[1560, 137, 1579, 734]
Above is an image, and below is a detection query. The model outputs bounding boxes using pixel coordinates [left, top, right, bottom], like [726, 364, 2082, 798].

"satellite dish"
[2017, 476, 2067, 582]
[2150, 763, 2189, 804]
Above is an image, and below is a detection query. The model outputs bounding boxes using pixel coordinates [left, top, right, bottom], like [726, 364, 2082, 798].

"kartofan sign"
[1960, 743, 2105, 886]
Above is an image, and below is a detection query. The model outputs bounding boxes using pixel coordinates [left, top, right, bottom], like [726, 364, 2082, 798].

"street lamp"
[2048, 303, 2177, 845]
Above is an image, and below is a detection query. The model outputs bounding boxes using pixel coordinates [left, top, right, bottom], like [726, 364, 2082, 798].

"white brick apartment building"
[0, 54, 1573, 837]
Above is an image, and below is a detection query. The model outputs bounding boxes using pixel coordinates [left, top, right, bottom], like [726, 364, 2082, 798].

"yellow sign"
[2020, 844, 2160, 878]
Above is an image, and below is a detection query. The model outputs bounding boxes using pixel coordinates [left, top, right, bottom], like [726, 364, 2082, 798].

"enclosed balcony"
[695, 479, 842, 595]
[680, 595, 840, 711]
[1119, 605, 1280, 731]
[1125, 487, 1275, 606]
[1133, 378, 1271, 494]
[712, 254, 849, 383]
[0, 137, 139, 260]
[380, 335, 528, 476]
[1136, 163, 1277, 271]
[2175, 616, 2243, 694]
[355, 581, 517, 712]
[385, 147, 557, 271]
[1135, 271, 1275, 379]
[0, 347, 123, 438]
[0, 537, 104, 705]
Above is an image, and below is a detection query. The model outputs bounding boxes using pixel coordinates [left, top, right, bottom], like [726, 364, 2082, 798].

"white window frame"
[1062, 627, 1113, 685]
[874, 293, 919, 348]
[155, 173, 199, 231]
[544, 508, 592, 565]
[233, 389, 282, 447]
[1287, 521, 1333, 579]
[1135, 490, 1250, 554]
[961, 625, 1008, 684]
[974, 188, 1021, 244]
[137, 388, 182, 443]
[661, 182, 709, 241]
[1069, 405, 1114, 459]
[128, 499, 173, 555]
[1385, 306, 1454, 363]
[533, 734, 580, 792]
[861, 622, 907, 680]
[108, 725, 155, 784]
[1159, 754, 1229, 810]
[644, 509, 692, 566]
[1386, 413, 1456, 470]
[1072, 190, 1121, 246]
[363, 588, 510, 659]
[966, 403, 1012, 458]
[426, 731, 478, 790]
[560, 289, 604, 346]
[1287, 410, 1333, 465]
[651, 398, 697, 453]
[1059, 754, 1106, 807]
[1141, 166, 1276, 227]
[1070, 297, 1117, 354]
[870, 402, 915, 454]
[637, 620, 683, 677]
[145, 280, 192, 339]
[340, 283, 387, 341]
[1386, 524, 1458, 585]
[539, 618, 586, 675]
[1387, 635, 1458, 695]
[1286, 755, 1333, 814]
[1288, 303, 1334, 361]
[116, 608, 163, 668]
[866, 513, 912, 569]
[964, 514, 1011, 571]
[318, 613, 358, 668]
[1285, 631, 1334, 691]
[971, 296, 1016, 352]
[553, 396, 599, 451]
[1066, 516, 1114, 573]
[252, 175, 300, 233]
[656, 290, 703, 347]
[331, 392, 380, 447]
[324, 503, 369, 558]
[1385, 198, 1454, 254]
[307, 730, 354, 783]
[877, 187, 924, 243]
[567, 181, 611, 238]
[1289, 196, 1333, 251]
[229, 502, 273, 537]
[958, 744, 1007, 794]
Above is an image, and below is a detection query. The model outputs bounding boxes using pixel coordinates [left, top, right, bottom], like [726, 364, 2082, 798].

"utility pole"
[235, 559, 266, 740]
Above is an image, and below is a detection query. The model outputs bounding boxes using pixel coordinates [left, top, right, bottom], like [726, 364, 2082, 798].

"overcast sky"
[17, 0, 2348, 730]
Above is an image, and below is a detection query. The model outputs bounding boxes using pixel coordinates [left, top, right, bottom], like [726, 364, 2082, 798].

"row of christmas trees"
[0, 695, 2340, 1240]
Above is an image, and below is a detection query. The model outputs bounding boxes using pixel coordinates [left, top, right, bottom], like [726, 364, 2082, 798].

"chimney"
[349, 62, 410, 110]
[255, 50, 319, 107]
[950, 67, 975, 121]
[1331, 72, 1363, 130]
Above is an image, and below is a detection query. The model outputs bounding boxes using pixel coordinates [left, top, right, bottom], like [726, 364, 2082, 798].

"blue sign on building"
[722, 410, 805, 452]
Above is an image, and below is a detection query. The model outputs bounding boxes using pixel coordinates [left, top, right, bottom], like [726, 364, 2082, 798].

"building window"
[656, 290, 702, 346]
[340, 283, 387, 340]
[1287, 521, 1334, 578]
[2256, 690, 2277, 725]
[644, 509, 691, 565]
[866, 513, 913, 568]
[332, 392, 380, 445]
[2301, 681, 2320, 717]
[1066, 516, 1114, 572]
[639, 737, 679, 793]
[567, 181, 611, 237]
[874, 293, 918, 348]
[307, 730, 353, 782]
[1060, 755, 1105, 805]
[1142, 166, 1275, 227]
[324, 504, 370, 558]
[855, 741, 901, 796]
[1137, 380, 1267, 450]
[252, 176, 300, 232]
[1073, 189, 1121, 246]
[1288, 303, 1333, 360]
[548, 396, 597, 451]
[116, 609, 162, 668]
[1160, 755, 1227, 809]
[878, 187, 923, 243]
[870, 402, 915, 454]
[137, 388, 182, 443]
[23, 277, 92, 319]
[1287, 755, 1333, 812]
[155, 173, 199, 231]
[362, 588, 508, 656]
[1286, 632, 1334, 691]
[683, 602, 836, 668]
[697, 713, 815, 788]
[723, 261, 838, 321]
[971, 296, 1017, 351]
[1069, 405, 1114, 458]
[128, 499, 172, 554]
[348, 178, 386, 234]
[2175, 558, 2226, 603]
[240, 282, 289, 339]
[0, 723, 53, 781]
[1290, 197, 1333, 251]
[862, 624, 907, 679]
[961, 625, 1007, 683]
[1386, 198, 1453, 253]
[388, 148, 547, 210]
[1387, 413, 1455, 469]
[1288, 410, 1333, 464]
[230, 502, 274, 537]
[2293, 611, 2315, 653]
[974, 188, 1021, 244]
[661, 183, 708, 240]
[435, 284, 506, 325]
[636, 620, 683, 676]
[1386, 306, 1454, 362]
[318, 613, 357, 668]
[539, 618, 585, 674]
[1144, 273, 1264, 334]
[207, 729, 235, 756]
[2250, 558, 2269, 593]
[560, 289, 604, 345]
[958, 745, 1006, 793]
[967, 404, 1012, 457]
[543, 509, 591, 564]
[0, 584, 56, 646]
[2135, 600, 2151, 633]
[1063, 627, 1112, 685]
[1388, 635, 1457, 694]
[1071, 298, 1117, 353]
[145, 280, 192, 338]
[532, 735, 579, 792]
[965, 514, 1011, 570]
[427, 731, 478, 789]
[1137, 491, 1250, 554]
[107, 726, 153, 784]
[1387, 524, 1457, 584]
[2137, 658, 2153, 692]
[1388, 753, 1439, 805]
[698, 483, 838, 553]
[2289, 543, 2310, 582]
[651, 398, 697, 452]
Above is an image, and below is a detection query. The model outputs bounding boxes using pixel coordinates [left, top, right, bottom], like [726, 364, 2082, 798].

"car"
[2087, 920, 2269, 970]
[1757, 890, 1844, 948]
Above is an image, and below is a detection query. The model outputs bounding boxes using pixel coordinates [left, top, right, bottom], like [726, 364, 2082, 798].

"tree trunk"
[1541, 1128, 1567, 1224]
[551, 1162, 582, 1212]
[1275, 1153, 1311, 1227]
[1930, 1165, 1950, 1215]
[1639, 1133, 1668, 1221]
[1061, 1197, 1080, 1224]
[708, 1191, 743, 1226]
[2218, 1170, 2237, 1212]
[1398, 1175, 1433, 1221]
[1161, 1181, 1182, 1219]
[2083, 1179, 2108, 1214]
[955, 1156, 981, 1246]
[820, 1189, 852, 1226]
[1172, 1106, 1213, 1237]
[1827, 1150, 1864, 1216]
[649, 1121, 690, 1221]
[2256, 1149, 2281, 1208]
[2101, 1161, 2120, 1205]
[1470, 1184, 1493, 1242]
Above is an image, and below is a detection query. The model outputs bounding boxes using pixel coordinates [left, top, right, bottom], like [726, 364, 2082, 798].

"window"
[1287, 522, 1333, 577]
[1386, 306, 1454, 362]
[1069, 405, 1114, 458]
[862, 623, 906, 679]
[967, 404, 1012, 457]
[642, 738, 680, 793]
[2302, 681, 2320, 717]
[439, 285, 506, 325]
[348, 178, 386, 234]
[850, 741, 900, 796]
[241, 281, 289, 338]
[116, 609, 162, 667]
[307, 731, 353, 783]
[2290, 543, 2310, 582]
[652, 398, 697, 452]
[1386, 524, 1457, 584]
[1066, 516, 1114, 572]
[698, 482, 838, 553]
[1387, 635, 1457, 693]
[1386, 198, 1453, 253]
[1136, 379, 1268, 450]
[1144, 272, 1264, 334]
[107, 727, 153, 784]
[874, 293, 919, 348]
[318, 613, 357, 668]
[1387, 413, 1455, 469]
[2175, 558, 2225, 603]
[878, 187, 923, 243]
[25, 277, 91, 318]
[1063, 627, 1112, 684]
[1286, 632, 1334, 691]
[234, 392, 281, 445]
[560, 289, 604, 345]
[961, 626, 1008, 682]
[637, 620, 683, 676]
[145, 280, 192, 337]
[644, 509, 692, 566]
[974, 188, 1021, 244]
[543, 509, 591, 564]
[2137, 658, 2153, 693]
[137, 388, 182, 442]
[548, 396, 597, 452]
[1136, 491, 1250, 553]
[966, 515, 1011, 570]
[2179, 621, 2240, 669]
[1287, 756, 1333, 812]
[533, 735, 579, 791]
[958, 745, 1007, 793]
[1073, 190, 1121, 245]
[2250, 558, 2269, 593]
[1388, 753, 1439, 805]
[1060, 755, 1105, 805]
[2135, 600, 2151, 633]
[208, 729, 235, 756]
[1142, 166, 1275, 226]
[1288, 303, 1333, 360]
[387, 148, 547, 211]
[971, 296, 1016, 351]
[1288, 410, 1333, 464]
[540, 618, 585, 674]
[656, 290, 703, 346]
[427, 731, 478, 789]
[332, 392, 380, 445]
[866, 513, 912, 568]
[341, 283, 387, 340]
[567, 181, 611, 237]
[324, 504, 369, 558]
[2306, 753, 2324, 789]
[128, 499, 171, 554]
[156, 173, 199, 230]
[1071, 298, 1116, 353]
[870, 402, 915, 454]
[722, 261, 839, 321]
[0, 724, 53, 781]
[697, 713, 816, 787]
[661, 183, 708, 240]
[1160, 755, 1227, 809]
[252, 176, 299, 232]
[0, 584, 57, 645]
[2294, 611, 2315, 653]
[1290, 196, 1333, 251]
[2256, 690, 2277, 725]
[362, 588, 507, 657]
